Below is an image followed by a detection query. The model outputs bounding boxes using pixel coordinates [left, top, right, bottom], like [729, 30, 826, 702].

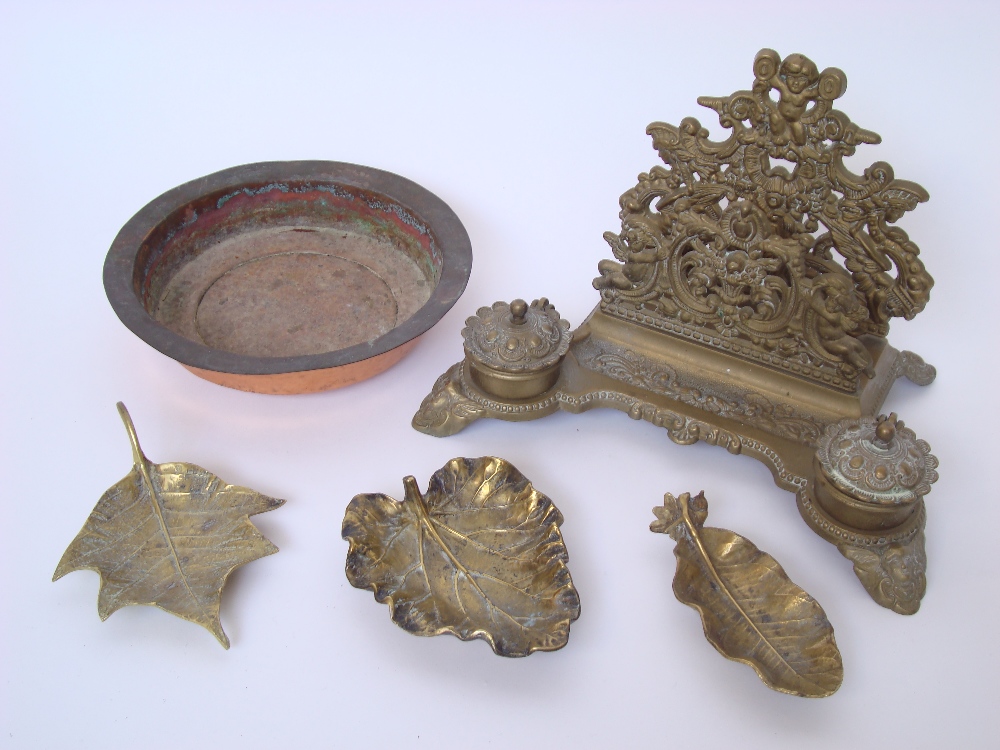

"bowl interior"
[133, 179, 444, 361]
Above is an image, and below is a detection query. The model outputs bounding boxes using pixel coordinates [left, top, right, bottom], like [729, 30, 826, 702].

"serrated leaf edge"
[52, 403, 285, 649]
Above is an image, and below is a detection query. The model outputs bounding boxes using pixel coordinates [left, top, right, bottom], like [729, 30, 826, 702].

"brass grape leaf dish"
[53, 403, 285, 648]
[342, 457, 581, 657]
[651, 491, 843, 697]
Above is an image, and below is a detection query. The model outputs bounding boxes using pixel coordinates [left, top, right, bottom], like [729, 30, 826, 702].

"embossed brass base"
[413, 307, 936, 613]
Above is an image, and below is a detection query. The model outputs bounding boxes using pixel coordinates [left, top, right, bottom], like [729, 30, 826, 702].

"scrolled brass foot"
[840, 527, 927, 615]
[411, 362, 486, 437]
[899, 351, 937, 386]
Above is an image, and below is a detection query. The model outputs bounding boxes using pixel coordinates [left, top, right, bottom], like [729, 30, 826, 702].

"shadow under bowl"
[104, 161, 472, 394]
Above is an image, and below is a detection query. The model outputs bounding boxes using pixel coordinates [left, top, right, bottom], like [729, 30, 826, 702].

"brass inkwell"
[414, 49, 939, 615]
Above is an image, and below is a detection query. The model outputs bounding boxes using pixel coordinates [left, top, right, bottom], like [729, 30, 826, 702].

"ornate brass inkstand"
[414, 50, 939, 615]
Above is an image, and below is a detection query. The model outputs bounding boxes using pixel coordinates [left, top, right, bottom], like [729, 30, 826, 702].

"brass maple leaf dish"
[104, 161, 472, 394]
[53, 403, 285, 648]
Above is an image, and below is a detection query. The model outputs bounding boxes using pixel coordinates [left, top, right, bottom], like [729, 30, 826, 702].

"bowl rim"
[103, 160, 472, 376]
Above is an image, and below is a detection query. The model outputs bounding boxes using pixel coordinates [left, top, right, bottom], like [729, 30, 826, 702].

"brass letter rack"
[413, 50, 939, 615]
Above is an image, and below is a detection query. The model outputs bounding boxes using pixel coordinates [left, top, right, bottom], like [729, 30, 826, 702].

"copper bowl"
[104, 161, 472, 394]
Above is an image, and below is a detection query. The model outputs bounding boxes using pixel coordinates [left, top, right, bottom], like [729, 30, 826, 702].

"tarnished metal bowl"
[104, 161, 472, 394]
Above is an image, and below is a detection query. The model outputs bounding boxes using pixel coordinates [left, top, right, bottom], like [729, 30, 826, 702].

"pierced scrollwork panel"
[595, 49, 933, 392]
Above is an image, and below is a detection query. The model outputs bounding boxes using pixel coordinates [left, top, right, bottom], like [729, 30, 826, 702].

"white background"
[2, 2, 998, 747]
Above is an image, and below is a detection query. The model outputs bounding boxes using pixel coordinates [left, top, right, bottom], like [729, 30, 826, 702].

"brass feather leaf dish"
[651, 491, 843, 697]
[342, 457, 581, 657]
[53, 403, 285, 648]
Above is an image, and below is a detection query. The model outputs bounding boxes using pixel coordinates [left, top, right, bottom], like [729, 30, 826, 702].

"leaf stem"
[402, 475, 422, 505]
[405, 477, 450, 554]
[681, 494, 740, 612]
[114, 402, 221, 645]
[402, 474, 496, 610]
[116, 402, 146, 467]
[680, 493, 791, 671]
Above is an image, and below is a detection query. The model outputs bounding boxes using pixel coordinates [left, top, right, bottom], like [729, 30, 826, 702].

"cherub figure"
[595, 225, 663, 291]
[808, 272, 874, 377]
[762, 53, 821, 147]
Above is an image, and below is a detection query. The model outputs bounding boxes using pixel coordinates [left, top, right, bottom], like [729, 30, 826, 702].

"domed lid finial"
[816, 414, 938, 507]
[462, 298, 572, 373]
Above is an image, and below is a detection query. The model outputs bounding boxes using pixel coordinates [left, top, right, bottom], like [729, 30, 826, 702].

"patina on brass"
[103, 161, 472, 394]
[342, 457, 581, 657]
[651, 492, 843, 698]
[811, 413, 938, 614]
[413, 50, 937, 613]
[53, 403, 285, 648]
